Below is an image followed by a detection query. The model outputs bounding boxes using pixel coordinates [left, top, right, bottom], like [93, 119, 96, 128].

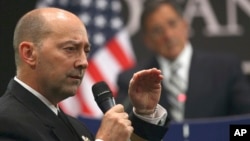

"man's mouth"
[69, 75, 82, 80]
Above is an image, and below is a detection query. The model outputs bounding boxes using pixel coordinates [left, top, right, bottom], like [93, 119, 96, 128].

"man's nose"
[163, 27, 174, 41]
[75, 52, 88, 69]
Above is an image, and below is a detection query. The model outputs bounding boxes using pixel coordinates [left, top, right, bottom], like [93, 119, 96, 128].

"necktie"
[166, 63, 187, 121]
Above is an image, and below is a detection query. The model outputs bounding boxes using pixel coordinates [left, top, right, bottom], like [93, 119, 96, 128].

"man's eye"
[85, 49, 90, 56]
[85, 49, 90, 53]
[150, 27, 164, 37]
[65, 47, 75, 51]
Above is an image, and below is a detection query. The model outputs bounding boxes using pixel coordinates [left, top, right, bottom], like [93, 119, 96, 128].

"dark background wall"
[1, 0, 250, 95]
[0, 0, 38, 95]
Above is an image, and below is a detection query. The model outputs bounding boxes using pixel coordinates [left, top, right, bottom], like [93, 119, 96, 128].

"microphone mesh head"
[92, 81, 112, 101]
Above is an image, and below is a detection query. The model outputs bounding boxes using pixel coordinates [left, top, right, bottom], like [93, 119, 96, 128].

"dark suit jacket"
[0, 79, 168, 141]
[116, 50, 250, 121]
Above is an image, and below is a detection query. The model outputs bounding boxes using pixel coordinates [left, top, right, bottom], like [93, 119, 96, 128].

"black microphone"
[92, 81, 116, 113]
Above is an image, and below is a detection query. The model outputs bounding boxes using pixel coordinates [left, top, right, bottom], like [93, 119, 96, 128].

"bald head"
[13, 8, 90, 103]
[13, 7, 84, 67]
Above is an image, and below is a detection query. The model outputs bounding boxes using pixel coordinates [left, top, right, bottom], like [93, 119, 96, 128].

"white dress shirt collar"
[157, 42, 193, 86]
[14, 77, 59, 115]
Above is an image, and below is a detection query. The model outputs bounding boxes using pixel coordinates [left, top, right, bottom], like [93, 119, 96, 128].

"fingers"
[105, 105, 130, 123]
[106, 104, 125, 113]
[131, 68, 163, 83]
[96, 105, 133, 141]
[128, 68, 162, 115]
[129, 68, 163, 93]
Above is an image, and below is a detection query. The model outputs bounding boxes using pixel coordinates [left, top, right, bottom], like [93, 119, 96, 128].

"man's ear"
[19, 41, 37, 67]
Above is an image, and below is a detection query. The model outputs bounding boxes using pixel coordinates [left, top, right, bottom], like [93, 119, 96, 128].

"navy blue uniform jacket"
[0, 79, 168, 141]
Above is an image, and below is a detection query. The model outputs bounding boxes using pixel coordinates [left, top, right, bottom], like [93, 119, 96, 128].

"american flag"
[36, 0, 135, 118]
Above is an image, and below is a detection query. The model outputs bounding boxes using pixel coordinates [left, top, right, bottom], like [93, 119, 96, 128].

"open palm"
[128, 68, 163, 114]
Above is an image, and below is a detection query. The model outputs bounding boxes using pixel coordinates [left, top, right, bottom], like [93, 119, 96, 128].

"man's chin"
[62, 87, 79, 97]
[168, 48, 182, 59]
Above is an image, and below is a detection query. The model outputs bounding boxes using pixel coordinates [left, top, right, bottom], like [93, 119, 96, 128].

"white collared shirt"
[14, 77, 59, 115]
[157, 42, 193, 91]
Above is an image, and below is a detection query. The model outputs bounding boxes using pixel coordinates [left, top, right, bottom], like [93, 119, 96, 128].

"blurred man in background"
[116, 0, 250, 122]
